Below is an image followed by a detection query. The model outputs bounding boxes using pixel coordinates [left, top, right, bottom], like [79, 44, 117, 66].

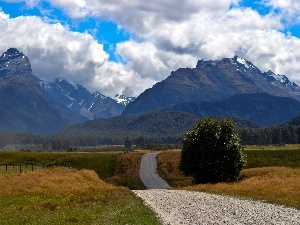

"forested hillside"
[2, 109, 300, 149]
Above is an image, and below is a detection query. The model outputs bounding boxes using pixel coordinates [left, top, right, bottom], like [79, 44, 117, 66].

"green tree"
[124, 137, 132, 153]
[136, 136, 145, 149]
[180, 117, 246, 184]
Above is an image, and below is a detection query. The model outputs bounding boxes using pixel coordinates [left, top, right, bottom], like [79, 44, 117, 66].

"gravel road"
[136, 153, 300, 224]
[139, 153, 171, 189]
[133, 189, 300, 225]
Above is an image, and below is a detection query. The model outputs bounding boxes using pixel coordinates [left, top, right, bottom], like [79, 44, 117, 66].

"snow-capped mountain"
[0, 47, 135, 134]
[197, 55, 298, 86]
[0, 48, 32, 78]
[123, 55, 300, 115]
[39, 78, 129, 119]
[2, 47, 300, 133]
[0, 48, 73, 134]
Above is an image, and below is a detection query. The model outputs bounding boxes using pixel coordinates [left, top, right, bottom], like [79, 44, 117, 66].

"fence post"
[31, 163, 34, 171]
[5, 165, 7, 173]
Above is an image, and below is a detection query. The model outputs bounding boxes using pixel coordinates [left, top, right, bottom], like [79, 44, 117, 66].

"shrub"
[180, 117, 246, 183]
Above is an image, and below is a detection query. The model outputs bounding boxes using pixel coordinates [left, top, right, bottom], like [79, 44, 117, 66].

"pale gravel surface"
[136, 153, 300, 224]
[134, 190, 300, 225]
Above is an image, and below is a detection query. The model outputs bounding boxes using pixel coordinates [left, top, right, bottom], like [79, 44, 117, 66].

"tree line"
[238, 125, 300, 145]
[1, 124, 300, 150]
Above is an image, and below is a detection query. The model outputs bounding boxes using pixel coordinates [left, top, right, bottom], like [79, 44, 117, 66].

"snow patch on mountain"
[114, 94, 136, 105]
[236, 57, 250, 68]
[70, 81, 79, 89]
[39, 80, 51, 90]
[37, 77, 131, 119]
[88, 103, 94, 111]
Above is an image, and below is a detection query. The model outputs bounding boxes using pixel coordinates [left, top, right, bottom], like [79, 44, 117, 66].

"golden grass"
[108, 152, 146, 189]
[185, 167, 300, 208]
[0, 167, 115, 196]
[157, 150, 300, 208]
[244, 144, 300, 151]
[156, 150, 193, 187]
[112, 152, 142, 178]
[0, 167, 161, 224]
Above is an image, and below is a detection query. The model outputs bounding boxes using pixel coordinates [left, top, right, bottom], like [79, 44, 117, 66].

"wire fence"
[0, 163, 72, 174]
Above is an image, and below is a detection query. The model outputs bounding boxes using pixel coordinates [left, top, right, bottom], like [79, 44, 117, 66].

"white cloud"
[0, 11, 150, 97]
[116, 40, 197, 80]
[2, 0, 300, 95]
[264, 0, 300, 24]
[91, 61, 154, 97]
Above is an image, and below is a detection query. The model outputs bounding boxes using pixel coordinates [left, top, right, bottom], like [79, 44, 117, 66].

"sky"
[0, 0, 300, 97]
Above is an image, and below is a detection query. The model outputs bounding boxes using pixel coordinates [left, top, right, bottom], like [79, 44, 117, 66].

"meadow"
[0, 152, 161, 225]
[0, 152, 119, 179]
[0, 167, 160, 225]
[156, 148, 300, 209]
[2, 145, 300, 224]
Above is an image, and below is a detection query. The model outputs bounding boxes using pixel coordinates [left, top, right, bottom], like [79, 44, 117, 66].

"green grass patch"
[0, 190, 161, 225]
[0, 152, 119, 179]
[245, 150, 300, 168]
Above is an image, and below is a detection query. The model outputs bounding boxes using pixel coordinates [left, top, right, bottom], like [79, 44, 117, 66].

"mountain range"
[39, 78, 134, 120]
[0, 48, 134, 134]
[122, 56, 300, 115]
[1, 48, 300, 136]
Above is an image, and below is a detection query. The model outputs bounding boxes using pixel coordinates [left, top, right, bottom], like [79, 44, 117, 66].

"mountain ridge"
[161, 93, 300, 126]
[0, 48, 68, 134]
[1, 48, 300, 135]
[39, 78, 133, 120]
[0, 48, 135, 134]
[122, 56, 300, 115]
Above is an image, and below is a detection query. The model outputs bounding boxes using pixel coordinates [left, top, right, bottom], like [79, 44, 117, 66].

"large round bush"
[180, 117, 246, 183]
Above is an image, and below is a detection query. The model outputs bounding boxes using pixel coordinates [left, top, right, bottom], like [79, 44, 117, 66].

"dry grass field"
[108, 151, 149, 189]
[0, 167, 161, 225]
[0, 167, 114, 195]
[156, 150, 193, 187]
[157, 150, 300, 209]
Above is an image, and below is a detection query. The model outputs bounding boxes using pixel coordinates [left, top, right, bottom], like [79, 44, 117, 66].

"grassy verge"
[0, 167, 161, 225]
[157, 150, 300, 209]
[156, 150, 192, 188]
[108, 151, 147, 189]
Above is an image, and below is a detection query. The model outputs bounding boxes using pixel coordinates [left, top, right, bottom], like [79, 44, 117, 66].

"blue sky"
[0, 1, 130, 61]
[0, 0, 300, 97]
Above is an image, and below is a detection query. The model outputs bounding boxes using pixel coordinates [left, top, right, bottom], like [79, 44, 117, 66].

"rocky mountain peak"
[123, 56, 300, 116]
[263, 69, 296, 85]
[196, 55, 261, 74]
[0, 48, 32, 78]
